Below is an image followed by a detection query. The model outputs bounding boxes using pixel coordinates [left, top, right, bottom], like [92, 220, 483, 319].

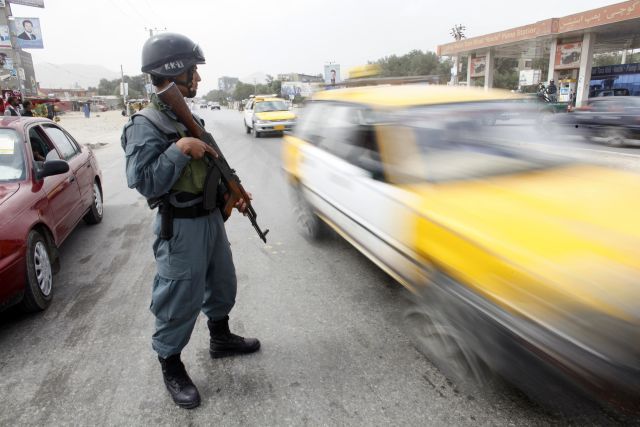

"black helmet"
[141, 33, 205, 77]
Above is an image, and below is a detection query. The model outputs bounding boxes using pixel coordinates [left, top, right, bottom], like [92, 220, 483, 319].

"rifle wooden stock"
[156, 83, 269, 243]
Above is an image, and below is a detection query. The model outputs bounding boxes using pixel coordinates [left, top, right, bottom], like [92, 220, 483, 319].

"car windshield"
[0, 129, 25, 182]
[381, 101, 569, 183]
[255, 100, 288, 112]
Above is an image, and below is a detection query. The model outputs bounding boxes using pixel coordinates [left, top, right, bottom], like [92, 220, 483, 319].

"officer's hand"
[225, 191, 252, 215]
[176, 137, 218, 160]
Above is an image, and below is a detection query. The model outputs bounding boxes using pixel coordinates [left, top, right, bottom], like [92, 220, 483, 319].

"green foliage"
[492, 58, 519, 90]
[374, 49, 452, 80]
[96, 74, 147, 99]
[231, 79, 283, 101]
[593, 52, 640, 66]
[204, 89, 228, 105]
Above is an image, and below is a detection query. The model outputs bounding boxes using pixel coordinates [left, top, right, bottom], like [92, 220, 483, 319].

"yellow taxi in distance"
[282, 83, 640, 412]
[243, 95, 296, 138]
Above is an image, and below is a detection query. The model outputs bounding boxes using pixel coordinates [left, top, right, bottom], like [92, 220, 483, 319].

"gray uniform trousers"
[150, 208, 236, 358]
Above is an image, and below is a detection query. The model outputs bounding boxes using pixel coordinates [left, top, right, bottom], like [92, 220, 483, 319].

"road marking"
[572, 147, 640, 159]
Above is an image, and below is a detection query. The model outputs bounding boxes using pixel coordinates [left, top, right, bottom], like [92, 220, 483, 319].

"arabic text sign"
[559, 0, 640, 32]
[438, 19, 557, 56]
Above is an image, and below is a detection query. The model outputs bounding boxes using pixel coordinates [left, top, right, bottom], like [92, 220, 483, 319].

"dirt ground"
[58, 110, 129, 148]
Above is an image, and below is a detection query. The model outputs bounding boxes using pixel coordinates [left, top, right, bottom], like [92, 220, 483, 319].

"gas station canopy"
[437, 0, 640, 106]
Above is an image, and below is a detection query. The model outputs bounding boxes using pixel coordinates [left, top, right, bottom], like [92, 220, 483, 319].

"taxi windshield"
[255, 100, 288, 113]
[0, 129, 25, 182]
[384, 101, 569, 183]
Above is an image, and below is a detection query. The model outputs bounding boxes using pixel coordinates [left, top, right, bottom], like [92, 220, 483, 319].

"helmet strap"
[171, 66, 196, 97]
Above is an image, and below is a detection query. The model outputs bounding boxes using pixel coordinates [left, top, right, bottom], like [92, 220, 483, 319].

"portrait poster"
[11, 17, 44, 49]
[0, 25, 11, 48]
[323, 64, 341, 84]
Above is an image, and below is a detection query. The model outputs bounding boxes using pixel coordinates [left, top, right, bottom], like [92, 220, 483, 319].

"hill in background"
[35, 63, 120, 89]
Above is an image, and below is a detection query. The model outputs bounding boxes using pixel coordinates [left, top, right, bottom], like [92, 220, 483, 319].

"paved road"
[0, 109, 629, 426]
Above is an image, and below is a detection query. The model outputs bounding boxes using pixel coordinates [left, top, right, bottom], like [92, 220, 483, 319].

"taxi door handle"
[68, 176, 76, 183]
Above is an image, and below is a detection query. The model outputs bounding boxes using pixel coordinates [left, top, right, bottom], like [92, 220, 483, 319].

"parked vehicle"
[283, 84, 640, 412]
[210, 102, 221, 110]
[0, 117, 103, 312]
[243, 95, 296, 138]
[556, 96, 640, 146]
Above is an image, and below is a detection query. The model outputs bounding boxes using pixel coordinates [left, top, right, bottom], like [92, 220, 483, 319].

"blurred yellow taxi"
[282, 83, 640, 411]
[243, 95, 296, 138]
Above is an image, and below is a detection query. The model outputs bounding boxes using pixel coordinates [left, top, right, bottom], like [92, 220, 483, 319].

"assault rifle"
[157, 82, 269, 243]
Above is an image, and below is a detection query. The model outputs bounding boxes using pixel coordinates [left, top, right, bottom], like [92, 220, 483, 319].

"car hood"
[0, 182, 19, 207]
[255, 111, 296, 121]
[405, 164, 640, 320]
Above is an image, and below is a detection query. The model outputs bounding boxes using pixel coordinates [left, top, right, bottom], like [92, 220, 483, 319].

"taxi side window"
[294, 102, 330, 145]
[321, 104, 383, 177]
[42, 125, 80, 160]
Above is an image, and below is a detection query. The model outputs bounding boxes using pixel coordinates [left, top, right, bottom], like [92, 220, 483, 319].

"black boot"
[158, 353, 201, 409]
[208, 316, 261, 359]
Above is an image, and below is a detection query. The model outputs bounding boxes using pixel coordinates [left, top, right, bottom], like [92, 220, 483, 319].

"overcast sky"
[11, 0, 619, 93]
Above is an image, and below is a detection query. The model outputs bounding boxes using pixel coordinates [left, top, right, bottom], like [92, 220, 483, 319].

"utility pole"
[121, 64, 129, 116]
[143, 27, 166, 100]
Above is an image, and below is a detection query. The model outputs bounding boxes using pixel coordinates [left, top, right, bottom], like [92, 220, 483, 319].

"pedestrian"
[120, 32, 260, 409]
[4, 96, 21, 116]
[83, 102, 91, 118]
[22, 100, 34, 117]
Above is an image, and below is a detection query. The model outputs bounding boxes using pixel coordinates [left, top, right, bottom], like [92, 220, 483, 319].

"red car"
[0, 117, 103, 312]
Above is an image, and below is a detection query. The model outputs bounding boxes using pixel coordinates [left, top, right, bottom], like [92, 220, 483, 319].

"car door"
[40, 124, 89, 228]
[27, 125, 81, 242]
[244, 100, 254, 128]
[297, 103, 421, 284]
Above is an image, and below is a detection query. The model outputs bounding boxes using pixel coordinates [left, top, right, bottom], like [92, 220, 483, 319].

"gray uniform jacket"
[121, 113, 191, 199]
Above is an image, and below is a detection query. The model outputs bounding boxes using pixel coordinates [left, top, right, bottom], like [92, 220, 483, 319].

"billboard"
[11, 17, 44, 49]
[0, 25, 11, 48]
[555, 42, 581, 70]
[323, 64, 341, 84]
[19, 49, 37, 96]
[469, 56, 486, 77]
[8, 0, 45, 7]
[0, 48, 14, 83]
[281, 81, 313, 98]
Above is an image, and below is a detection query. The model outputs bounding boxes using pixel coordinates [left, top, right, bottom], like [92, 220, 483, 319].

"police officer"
[121, 33, 260, 409]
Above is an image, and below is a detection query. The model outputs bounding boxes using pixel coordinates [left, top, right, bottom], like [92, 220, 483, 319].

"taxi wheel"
[245, 122, 251, 134]
[291, 183, 324, 240]
[404, 291, 490, 390]
[83, 180, 103, 225]
[22, 230, 54, 312]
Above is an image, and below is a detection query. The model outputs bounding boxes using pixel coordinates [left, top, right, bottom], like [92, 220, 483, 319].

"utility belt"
[150, 192, 217, 240]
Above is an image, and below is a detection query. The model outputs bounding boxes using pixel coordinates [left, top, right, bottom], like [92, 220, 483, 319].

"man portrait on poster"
[12, 18, 44, 49]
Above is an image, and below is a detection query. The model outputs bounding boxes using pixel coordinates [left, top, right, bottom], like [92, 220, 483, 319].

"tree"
[373, 49, 452, 81]
[492, 58, 519, 90]
[204, 89, 228, 105]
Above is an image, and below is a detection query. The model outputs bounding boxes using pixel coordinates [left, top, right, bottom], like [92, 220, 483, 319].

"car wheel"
[245, 122, 251, 134]
[604, 128, 627, 147]
[291, 182, 324, 240]
[22, 230, 54, 312]
[253, 123, 261, 138]
[404, 285, 491, 390]
[83, 180, 103, 225]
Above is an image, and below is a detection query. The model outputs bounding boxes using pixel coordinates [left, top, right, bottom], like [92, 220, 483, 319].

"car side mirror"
[38, 159, 69, 179]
